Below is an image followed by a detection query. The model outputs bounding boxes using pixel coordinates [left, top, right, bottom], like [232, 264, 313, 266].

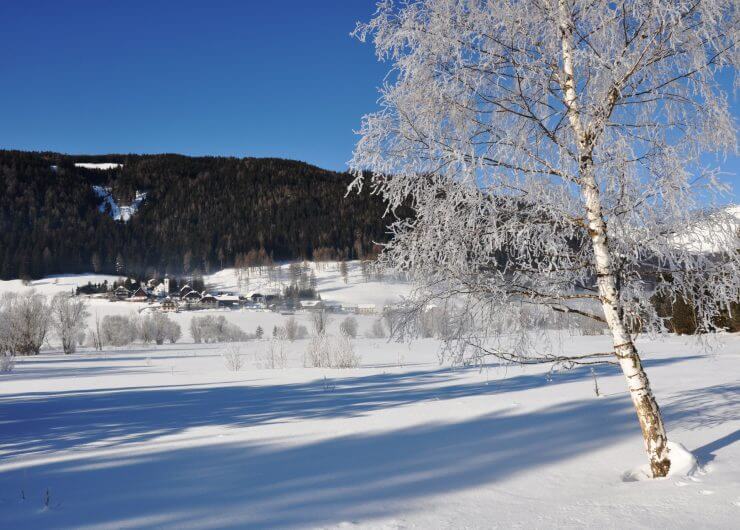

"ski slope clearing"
[74, 162, 122, 170]
[0, 334, 738, 529]
[92, 186, 148, 222]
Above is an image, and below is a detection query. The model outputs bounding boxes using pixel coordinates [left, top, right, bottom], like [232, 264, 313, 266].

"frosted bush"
[0, 354, 15, 373]
[305, 335, 360, 369]
[332, 336, 360, 368]
[100, 314, 139, 347]
[366, 319, 386, 339]
[191, 315, 248, 343]
[264, 338, 287, 369]
[339, 317, 358, 338]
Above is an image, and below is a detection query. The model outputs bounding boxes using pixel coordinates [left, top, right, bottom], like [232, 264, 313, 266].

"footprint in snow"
[698, 490, 715, 496]
[675, 481, 690, 487]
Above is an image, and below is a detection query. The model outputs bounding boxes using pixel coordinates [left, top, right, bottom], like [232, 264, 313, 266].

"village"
[77, 275, 382, 316]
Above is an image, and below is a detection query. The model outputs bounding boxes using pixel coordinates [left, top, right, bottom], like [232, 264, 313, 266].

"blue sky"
[0, 0, 737, 199]
[0, 1, 384, 171]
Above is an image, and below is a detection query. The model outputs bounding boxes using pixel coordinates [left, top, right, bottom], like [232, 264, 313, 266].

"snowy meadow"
[0, 267, 738, 529]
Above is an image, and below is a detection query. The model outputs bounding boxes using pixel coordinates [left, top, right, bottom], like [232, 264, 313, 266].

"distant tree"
[0, 291, 50, 355]
[339, 260, 349, 284]
[164, 316, 182, 344]
[339, 316, 358, 338]
[311, 311, 330, 336]
[255, 325, 264, 339]
[115, 253, 125, 275]
[91, 252, 101, 273]
[50, 293, 89, 354]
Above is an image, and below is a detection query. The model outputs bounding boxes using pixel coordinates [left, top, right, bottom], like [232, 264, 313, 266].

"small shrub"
[0, 354, 15, 373]
[222, 344, 245, 372]
[305, 335, 360, 369]
[265, 338, 287, 369]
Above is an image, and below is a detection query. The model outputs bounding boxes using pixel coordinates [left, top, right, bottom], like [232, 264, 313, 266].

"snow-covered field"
[0, 269, 738, 529]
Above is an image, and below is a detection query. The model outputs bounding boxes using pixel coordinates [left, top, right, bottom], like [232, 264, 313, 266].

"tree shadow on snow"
[0, 353, 713, 529]
[0, 355, 695, 460]
[0, 396, 637, 529]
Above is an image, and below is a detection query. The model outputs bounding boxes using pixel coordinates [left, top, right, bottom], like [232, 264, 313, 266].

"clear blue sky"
[0, 0, 737, 198]
[0, 0, 384, 171]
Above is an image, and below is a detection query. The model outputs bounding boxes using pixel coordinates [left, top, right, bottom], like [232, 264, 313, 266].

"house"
[323, 301, 343, 313]
[113, 286, 131, 300]
[299, 300, 325, 311]
[200, 293, 218, 308]
[216, 295, 240, 309]
[180, 284, 193, 297]
[161, 297, 178, 313]
[356, 303, 377, 315]
[129, 287, 149, 302]
[182, 290, 201, 302]
[250, 293, 265, 304]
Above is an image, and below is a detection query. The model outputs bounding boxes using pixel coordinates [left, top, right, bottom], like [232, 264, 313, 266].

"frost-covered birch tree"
[351, 0, 739, 477]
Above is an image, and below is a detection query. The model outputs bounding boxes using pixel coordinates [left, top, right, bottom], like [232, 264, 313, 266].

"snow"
[0, 269, 739, 528]
[624, 441, 700, 482]
[206, 262, 412, 307]
[670, 205, 740, 253]
[92, 186, 147, 222]
[74, 162, 122, 170]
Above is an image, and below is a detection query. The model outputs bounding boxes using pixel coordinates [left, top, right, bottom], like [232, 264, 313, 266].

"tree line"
[0, 150, 396, 280]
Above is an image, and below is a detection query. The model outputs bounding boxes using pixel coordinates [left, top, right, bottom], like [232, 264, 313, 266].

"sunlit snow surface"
[0, 265, 738, 529]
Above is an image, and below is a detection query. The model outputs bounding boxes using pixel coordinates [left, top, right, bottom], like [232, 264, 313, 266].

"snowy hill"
[670, 204, 739, 253]
[205, 261, 411, 307]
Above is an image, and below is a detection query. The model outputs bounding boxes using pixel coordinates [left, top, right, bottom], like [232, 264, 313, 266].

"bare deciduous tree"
[0, 291, 50, 355]
[352, 0, 738, 477]
[50, 293, 89, 354]
[311, 310, 330, 336]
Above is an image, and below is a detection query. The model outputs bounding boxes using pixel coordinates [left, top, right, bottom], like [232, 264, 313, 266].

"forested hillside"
[0, 151, 393, 280]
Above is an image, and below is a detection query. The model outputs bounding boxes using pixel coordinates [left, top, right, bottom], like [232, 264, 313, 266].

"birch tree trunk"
[582, 170, 671, 478]
[558, 0, 670, 477]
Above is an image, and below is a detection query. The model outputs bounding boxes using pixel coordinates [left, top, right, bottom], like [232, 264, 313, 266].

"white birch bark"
[558, 0, 670, 477]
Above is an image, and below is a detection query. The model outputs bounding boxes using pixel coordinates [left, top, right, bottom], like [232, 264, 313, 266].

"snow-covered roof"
[216, 295, 240, 302]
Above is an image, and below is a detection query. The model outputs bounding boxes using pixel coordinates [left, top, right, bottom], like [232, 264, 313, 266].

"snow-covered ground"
[0, 269, 738, 529]
[74, 162, 123, 170]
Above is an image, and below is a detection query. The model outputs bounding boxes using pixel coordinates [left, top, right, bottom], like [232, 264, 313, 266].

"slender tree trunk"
[581, 171, 671, 478]
[558, 0, 670, 477]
